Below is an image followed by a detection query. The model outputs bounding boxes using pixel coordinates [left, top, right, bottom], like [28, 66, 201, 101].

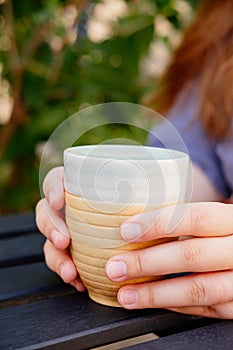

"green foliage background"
[0, 0, 199, 213]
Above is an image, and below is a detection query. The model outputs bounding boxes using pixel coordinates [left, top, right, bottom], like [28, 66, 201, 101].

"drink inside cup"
[64, 145, 190, 307]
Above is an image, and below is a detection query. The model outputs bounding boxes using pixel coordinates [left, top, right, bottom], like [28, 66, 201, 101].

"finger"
[166, 300, 233, 319]
[36, 198, 70, 249]
[120, 202, 233, 242]
[43, 166, 65, 211]
[106, 235, 233, 281]
[117, 270, 233, 310]
[43, 240, 86, 291]
[43, 240, 77, 282]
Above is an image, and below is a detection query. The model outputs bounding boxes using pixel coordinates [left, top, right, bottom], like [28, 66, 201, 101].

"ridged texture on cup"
[65, 191, 177, 307]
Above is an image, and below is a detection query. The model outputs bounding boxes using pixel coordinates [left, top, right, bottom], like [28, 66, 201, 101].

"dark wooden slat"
[125, 321, 233, 350]
[0, 293, 202, 350]
[0, 212, 38, 237]
[0, 261, 65, 303]
[0, 232, 45, 267]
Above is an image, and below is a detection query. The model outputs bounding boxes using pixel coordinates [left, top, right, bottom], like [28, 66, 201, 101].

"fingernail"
[121, 223, 142, 242]
[119, 289, 138, 306]
[50, 230, 59, 246]
[48, 191, 55, 206]
[106, 260, 127, 281]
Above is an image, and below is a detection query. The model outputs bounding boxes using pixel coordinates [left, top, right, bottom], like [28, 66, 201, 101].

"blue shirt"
[148, 83, 233, 198]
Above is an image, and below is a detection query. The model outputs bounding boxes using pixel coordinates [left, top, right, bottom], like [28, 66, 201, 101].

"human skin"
[36, 165, 233, 319]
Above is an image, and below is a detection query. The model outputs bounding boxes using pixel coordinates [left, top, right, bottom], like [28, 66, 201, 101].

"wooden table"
[1, 213, 233, 350]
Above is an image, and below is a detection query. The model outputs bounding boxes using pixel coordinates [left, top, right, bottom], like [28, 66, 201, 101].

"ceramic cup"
[64, 145, 190, 307]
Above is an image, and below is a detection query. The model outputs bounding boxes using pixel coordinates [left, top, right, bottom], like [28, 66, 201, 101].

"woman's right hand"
[35, 166, 86, 292]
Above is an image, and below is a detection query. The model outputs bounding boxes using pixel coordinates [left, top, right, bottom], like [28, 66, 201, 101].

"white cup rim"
[64, 144, 188, 163]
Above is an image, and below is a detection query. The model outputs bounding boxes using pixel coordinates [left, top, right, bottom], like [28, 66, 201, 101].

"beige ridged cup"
[64, 145, 190, 307]
[65, 191, 176, 307]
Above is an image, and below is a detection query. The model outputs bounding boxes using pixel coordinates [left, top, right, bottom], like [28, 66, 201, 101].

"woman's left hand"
[105, 202, 233, 319]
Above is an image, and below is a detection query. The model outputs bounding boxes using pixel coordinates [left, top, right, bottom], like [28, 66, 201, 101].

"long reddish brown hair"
[148, 0, 233, 139]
